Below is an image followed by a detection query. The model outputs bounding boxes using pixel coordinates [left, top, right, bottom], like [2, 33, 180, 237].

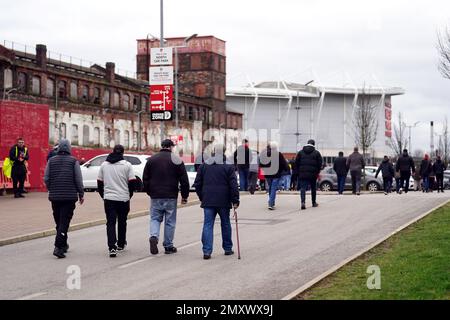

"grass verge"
[296, 202, 450, 300]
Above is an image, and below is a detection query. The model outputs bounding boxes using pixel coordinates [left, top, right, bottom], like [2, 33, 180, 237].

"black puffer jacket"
[395, 152, 415, 173]
[295, 145, 323, 180]
[44, 139, 84, 202]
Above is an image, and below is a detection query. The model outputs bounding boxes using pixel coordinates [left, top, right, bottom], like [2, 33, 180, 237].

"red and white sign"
[149, 46, 175, 121]
[150, 85, 173, 112]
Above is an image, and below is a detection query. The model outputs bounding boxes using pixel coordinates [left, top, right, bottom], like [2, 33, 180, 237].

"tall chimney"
[36, 44, 47, 69]
[106, 62, 115, 82]
[430, 121, 434, 157]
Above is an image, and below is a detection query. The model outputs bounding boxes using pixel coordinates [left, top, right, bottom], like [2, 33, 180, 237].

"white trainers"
[109, 248, 117, 258]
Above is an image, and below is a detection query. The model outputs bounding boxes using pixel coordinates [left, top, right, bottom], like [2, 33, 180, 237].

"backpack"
[2, 157, 13, 179]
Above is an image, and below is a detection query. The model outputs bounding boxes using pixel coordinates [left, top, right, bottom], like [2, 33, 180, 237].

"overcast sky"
[2, 0, 450, 153]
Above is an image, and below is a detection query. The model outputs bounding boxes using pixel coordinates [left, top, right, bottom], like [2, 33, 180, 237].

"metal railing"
[2, 40, 137, 79]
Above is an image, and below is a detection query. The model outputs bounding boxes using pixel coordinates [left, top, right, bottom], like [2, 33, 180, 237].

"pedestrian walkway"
[0, 192, 199, 243]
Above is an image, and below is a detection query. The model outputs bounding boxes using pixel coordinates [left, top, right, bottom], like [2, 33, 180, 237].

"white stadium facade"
[226, 81, 405, 164]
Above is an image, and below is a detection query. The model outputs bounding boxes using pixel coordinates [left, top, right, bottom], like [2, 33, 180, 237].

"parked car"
[317, 165, 415, 192]
[318, 166, 383, 192]
[365, 165, 414, 191]
[184, 163, 196, 190]
[80, 154, 151, 191]
[443, 170, 450, 190]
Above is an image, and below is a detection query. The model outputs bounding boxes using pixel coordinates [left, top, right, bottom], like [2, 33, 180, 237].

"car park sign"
[149, 47, 174, 121]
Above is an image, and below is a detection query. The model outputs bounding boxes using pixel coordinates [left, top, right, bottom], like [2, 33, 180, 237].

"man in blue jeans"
[233, 139, 252, 191]
[333, 151, 348, 195]
[259, 142, 289, 210]
[143, 139, 190, 255]
[194, 144, 240, 260]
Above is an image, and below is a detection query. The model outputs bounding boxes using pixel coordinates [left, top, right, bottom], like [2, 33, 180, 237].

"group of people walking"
[231, 139, 323, 210]
[14, 134, 444, 260]
[44, 138, 239, 260]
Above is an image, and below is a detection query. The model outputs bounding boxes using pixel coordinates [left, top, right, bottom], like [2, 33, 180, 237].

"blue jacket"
[194, 155, 240, 209]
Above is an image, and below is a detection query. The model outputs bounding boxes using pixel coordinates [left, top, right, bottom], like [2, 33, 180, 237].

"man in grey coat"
[44, 139, 84, 258]
[346, 147, 365, 195]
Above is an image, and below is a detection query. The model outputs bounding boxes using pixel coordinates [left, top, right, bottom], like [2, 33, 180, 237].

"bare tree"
[413, 149, 425, 159]
[437, 26, 450, 79]
[442, 117, 450, 167]
[389, 112, 409, 156]
[352, 87, 379, 163]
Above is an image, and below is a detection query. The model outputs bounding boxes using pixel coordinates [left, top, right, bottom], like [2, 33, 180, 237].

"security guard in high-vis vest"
[9, 138, 29, 198]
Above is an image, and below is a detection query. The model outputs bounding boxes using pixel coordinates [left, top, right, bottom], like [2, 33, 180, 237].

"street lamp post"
[295, 90, 300, 149]
[160, 0, 165, 142]
[405, 121, 420, 153]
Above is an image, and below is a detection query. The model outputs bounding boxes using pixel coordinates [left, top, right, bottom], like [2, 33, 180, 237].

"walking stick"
[233, 207, 241, 259]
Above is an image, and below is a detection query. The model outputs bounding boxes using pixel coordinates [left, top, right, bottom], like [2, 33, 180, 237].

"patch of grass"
[297, 202, 450, 300]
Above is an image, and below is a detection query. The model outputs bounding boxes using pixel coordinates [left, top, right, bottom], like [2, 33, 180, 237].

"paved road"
[0, 192, 448, 300]
[0, 192, 198, 240]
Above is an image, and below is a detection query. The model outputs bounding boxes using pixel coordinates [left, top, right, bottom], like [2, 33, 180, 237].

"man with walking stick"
[194, 144, 240, 260]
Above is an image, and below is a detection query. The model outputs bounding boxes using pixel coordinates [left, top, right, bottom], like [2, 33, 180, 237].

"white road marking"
[117, 240, 202, 269]
[17, 292, 47, 300]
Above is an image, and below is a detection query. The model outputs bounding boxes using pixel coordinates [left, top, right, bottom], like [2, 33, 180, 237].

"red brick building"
[0, 37, 242, 189]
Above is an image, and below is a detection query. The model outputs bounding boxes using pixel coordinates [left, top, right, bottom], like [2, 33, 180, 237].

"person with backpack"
[9, 138, 29, 198]
[375, 156, 395, 195]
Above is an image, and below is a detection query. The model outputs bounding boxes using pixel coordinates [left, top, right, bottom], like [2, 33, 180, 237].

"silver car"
[318, 166, 383, 192]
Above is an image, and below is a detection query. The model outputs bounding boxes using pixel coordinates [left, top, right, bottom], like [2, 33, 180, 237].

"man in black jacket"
[9, 138, 29, 198]
[194, 144, 240, 260]
[395, 149, 415, 194]
[233, 139, 253, 191]
[143, 139, 190, 255]
[44, 139, 84, 258]
[419, 154, 432, 193]
[295, 139, 323, 210]
[375, 156, 395, 195]
[333, 151, 348, 195]
[433, 155, 447, 193]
